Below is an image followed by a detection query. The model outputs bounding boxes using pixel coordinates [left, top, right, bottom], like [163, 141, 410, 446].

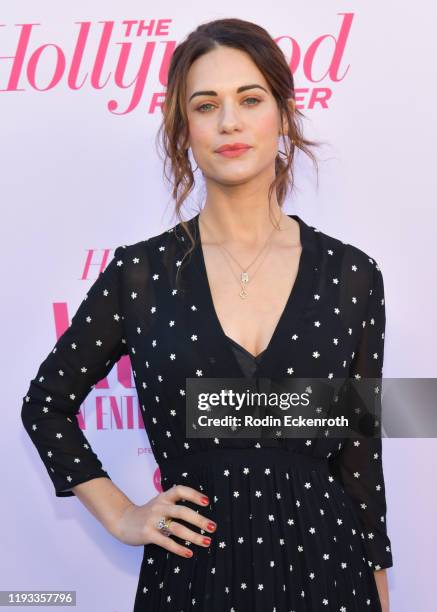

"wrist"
[107, 500, 137, 539]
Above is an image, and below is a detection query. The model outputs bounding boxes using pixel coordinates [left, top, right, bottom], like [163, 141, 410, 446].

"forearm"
[71, 476, 135, 537]
[374, 569, 389, 610]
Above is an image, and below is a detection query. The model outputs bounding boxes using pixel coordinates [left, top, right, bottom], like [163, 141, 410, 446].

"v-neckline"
[226, 334, 266, 361]
[185, 211, 318, 379]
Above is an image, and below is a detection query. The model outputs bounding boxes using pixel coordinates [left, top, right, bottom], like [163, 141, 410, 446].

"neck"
[198, 203, 287, 247]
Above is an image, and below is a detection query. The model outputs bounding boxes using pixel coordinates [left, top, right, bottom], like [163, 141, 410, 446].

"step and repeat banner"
[2, 2, 435, 611]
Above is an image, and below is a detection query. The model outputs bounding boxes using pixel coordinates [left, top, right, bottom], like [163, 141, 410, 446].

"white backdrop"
[2, 2, 436, 611]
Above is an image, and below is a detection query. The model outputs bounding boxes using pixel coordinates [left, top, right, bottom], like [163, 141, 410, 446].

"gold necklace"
[219, 232, 275, 298]
[199, 212, 286, 298]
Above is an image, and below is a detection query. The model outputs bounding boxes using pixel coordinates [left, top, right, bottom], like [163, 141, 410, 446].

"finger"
[164, 484, 209, 508]
[158, 501, 217, 534]
[164, 519, 213, 549]
[151, 529, 195, 558]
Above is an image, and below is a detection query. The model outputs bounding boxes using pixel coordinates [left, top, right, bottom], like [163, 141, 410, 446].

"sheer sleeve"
[21, 245, 128, 497]
[330, 258, 393, 570]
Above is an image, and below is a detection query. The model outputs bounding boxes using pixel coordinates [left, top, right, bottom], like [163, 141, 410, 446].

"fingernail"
[207, 521, 216, 532]
[202, 537, 211, 546]
[185, 549, 193, 557]
[201, 496, 209, 505]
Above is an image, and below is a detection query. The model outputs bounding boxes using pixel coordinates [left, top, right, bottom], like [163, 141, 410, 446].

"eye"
[195, 97, 262, 113]
[196, 103, 215, 113]
[243, 97, 261, 106]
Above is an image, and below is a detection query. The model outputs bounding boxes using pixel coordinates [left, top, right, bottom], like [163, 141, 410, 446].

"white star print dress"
[21, 213, 393, 611]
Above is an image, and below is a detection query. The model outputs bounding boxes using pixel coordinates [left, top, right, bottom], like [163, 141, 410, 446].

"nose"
[218, 102, 243, 132]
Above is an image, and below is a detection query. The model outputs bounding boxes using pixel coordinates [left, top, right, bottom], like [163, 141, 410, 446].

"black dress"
[21, 213, 393, 611]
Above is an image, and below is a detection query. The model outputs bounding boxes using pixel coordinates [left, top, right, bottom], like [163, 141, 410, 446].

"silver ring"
[156, 516, 173, 537]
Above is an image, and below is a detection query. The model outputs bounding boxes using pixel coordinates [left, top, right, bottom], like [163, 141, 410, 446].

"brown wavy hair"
[156, 17, 322, 278]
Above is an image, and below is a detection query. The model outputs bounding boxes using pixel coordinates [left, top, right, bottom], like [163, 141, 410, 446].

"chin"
[214, 169, 259, 185]
[201, 158, 260, 182]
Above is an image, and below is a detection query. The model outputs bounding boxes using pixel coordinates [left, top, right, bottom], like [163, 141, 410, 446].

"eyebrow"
[188, 84, 268, 103]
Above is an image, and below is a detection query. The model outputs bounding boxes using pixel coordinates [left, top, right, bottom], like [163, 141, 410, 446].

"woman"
[21, 17, 393, 612]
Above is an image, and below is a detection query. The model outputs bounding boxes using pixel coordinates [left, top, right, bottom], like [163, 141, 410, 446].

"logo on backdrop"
[0, 14, 354, 114]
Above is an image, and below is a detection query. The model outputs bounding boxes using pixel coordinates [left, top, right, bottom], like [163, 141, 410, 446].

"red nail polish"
[202, 537, 211, 546]
[185, 549, 193, 557]
[207, 521, 216, 532]
[201, 496, 209, 505]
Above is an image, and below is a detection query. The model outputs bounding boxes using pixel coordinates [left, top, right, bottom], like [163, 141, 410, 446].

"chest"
[122, 240, 357, 384]
[203, 241, 303, 359]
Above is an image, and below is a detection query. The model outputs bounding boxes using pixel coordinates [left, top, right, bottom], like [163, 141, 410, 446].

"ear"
[279, 98, 295, 135]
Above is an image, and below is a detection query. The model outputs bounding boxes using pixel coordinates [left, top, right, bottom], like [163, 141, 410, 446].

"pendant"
[240, 271, 249, 298]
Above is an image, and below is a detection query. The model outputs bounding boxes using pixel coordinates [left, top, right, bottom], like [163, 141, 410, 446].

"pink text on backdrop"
[0, 13, 354, 114]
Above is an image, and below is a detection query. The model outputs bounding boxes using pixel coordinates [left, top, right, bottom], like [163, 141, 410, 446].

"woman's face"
[185, 45, 286, 187]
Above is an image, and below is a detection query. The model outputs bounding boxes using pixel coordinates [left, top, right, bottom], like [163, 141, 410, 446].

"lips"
[215, 143, 252, 153]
